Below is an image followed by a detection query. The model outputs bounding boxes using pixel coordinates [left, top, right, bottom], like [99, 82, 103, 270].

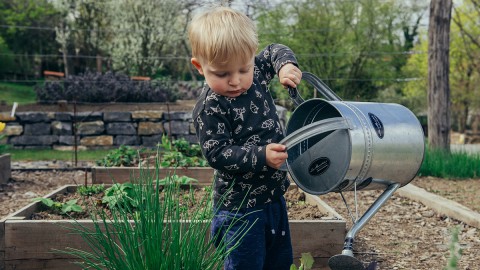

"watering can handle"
[288, 72, 343, 104]
[279, 117, 351, 150]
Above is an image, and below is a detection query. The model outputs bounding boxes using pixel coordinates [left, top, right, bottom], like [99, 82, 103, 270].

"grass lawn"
[9, 149, 111, 162]
[0, 82, 37, 105]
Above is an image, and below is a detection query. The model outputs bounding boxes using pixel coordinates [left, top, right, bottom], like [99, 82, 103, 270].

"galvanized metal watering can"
[280, 72, 425, 270]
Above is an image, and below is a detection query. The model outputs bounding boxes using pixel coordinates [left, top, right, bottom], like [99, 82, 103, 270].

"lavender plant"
[35, 71, 178, 103]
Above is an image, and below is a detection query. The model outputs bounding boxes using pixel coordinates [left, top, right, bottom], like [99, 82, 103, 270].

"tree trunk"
[427, 0, 453, 151]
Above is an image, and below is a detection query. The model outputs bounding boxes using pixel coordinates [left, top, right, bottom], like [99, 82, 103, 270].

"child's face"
[191, 57, 254, 98]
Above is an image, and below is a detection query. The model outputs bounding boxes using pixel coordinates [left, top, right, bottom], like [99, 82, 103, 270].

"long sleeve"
[192, 43, 297, 210]
[194, 44, 297, 174]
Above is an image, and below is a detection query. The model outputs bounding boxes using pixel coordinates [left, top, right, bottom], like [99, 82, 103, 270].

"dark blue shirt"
[193, 44, 298, 210]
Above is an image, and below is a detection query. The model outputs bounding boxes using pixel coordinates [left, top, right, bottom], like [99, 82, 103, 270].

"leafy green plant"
[159, 150, 208, 167]
[290, 252, 314, 270]
[77, 184, 105, 196]
[95, 136, 208, 168]
[158, 135, 208, 167]
[102, 183, 136, 209]
[444, 226, 462, 270]
[95, 145, 142, 167]
[32, 197, 83, 215]
[156, 174, 198, 186]
[172, 137, 203, 157]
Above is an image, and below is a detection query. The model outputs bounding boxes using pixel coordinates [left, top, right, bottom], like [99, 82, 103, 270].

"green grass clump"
[419, 147, 480, 179]
[0, 83, 37, 105]
[57, 165, 252, 270]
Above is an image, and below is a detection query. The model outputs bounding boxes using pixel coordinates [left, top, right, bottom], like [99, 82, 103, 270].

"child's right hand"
[266, 143, 288, 169]
[278, 63, 302, 89]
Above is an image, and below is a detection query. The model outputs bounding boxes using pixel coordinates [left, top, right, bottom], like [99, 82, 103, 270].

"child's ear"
[191, 58, 204, 75]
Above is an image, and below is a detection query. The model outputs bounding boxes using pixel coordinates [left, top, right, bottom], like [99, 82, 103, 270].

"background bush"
[34, 71, 181, 103]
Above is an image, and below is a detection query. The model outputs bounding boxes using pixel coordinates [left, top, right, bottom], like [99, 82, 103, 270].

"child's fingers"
[268, 143, 287, 152]
[279, 64, 302, 88]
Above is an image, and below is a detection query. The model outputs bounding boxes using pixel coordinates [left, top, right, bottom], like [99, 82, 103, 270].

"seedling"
[290, 252, 314, 270]
[32, 197, 83, 215]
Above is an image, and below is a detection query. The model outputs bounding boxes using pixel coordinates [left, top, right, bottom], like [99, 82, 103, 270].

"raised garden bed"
[0, 154, 11, 185]
[1, 184, 345, 270]
[91, 166, 214, 185]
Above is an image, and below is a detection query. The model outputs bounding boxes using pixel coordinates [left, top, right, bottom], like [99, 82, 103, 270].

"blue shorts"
[211, 196, 293, 270]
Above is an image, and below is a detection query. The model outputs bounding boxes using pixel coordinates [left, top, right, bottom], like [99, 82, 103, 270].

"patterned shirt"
[192, 43, 298, 210]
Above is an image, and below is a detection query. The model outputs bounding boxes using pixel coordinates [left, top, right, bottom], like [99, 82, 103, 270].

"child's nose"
[229, 74, 240, 86]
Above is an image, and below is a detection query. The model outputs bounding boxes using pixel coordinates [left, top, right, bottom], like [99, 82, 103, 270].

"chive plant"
[419, 146, 480, 178]
[58, 156, 253, 269]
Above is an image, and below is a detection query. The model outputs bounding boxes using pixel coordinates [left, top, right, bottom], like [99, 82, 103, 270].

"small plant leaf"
[32, 197, 54, 207]
[300, 253, 314, 270]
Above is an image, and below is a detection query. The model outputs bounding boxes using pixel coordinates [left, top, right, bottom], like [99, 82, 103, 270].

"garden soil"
[1, 170, 479, 269]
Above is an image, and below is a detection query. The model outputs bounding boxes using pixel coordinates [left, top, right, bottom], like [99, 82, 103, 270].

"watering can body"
[283, 75, 425, 195]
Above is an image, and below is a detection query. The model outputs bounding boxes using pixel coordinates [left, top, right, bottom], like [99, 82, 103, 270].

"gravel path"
[321, 187, 480, 270]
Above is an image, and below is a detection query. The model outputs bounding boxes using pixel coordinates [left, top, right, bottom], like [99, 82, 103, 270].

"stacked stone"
[1, 111, 197, 150]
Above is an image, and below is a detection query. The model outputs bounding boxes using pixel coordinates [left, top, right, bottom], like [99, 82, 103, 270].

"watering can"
[280, 72, 425, 270]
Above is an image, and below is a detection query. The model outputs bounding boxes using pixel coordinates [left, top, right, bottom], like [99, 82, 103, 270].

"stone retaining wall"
[1, 110, 197, 150]
[1, 106, 287, 150]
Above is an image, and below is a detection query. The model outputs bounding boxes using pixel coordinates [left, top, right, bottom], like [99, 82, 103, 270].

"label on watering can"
[368, 113, 384, 139]
[308, 157, 330, 176]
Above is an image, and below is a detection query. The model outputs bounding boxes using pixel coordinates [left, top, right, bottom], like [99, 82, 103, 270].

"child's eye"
[215, 73, 227, 78]
[240, 69, 249, 74]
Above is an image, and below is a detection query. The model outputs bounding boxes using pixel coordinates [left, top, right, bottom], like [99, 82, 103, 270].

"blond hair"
[188, 6, 258, 65]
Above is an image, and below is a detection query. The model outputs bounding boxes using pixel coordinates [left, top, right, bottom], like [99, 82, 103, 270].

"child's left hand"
[278, 63, 302, 89]
[266, 143, 288, 169]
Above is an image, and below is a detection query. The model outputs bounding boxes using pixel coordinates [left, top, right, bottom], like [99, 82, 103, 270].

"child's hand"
[266, 143, 288, 169]
[278, 63, 302, 89]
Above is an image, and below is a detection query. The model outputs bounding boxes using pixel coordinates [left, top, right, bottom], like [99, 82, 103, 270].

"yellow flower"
[0, 122, 5, 132]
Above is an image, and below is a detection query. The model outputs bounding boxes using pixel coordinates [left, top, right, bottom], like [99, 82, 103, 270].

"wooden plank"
[92, 166, 214, 184]
[4, 220, 96, 260]
[0, 154, 11, 185]
[290, 220, 345, 258]
[1, 218, 5, 270]
[4, 253, 331, 270]
[398, 184, 480, 228]
[4, 258, 82, 270]
[4, 218, 344, 263]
